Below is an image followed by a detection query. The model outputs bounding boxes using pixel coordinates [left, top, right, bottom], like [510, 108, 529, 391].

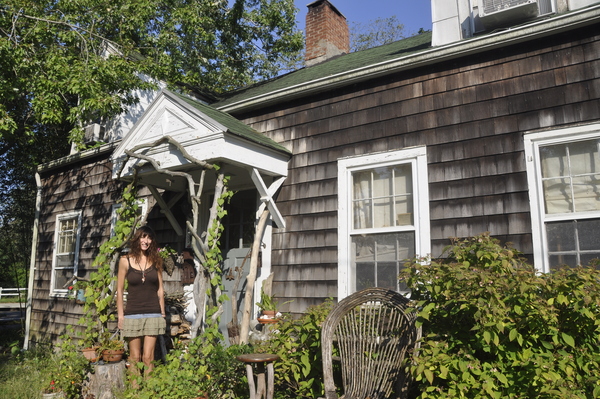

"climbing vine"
[76, 182, 140, 345]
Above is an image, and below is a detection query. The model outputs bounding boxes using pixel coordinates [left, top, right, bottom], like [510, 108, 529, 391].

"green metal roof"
[169, 91, 291, 155]
[213, 31, 432, 109]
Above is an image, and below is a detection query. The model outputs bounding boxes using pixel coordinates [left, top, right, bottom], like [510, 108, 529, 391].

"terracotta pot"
[81, 346, 100, 362]
[102, 349, 125, 362]
[258, 310, 279, 324]
[261, 310, 277, 317]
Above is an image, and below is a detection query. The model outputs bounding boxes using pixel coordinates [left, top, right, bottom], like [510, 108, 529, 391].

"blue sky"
[293, 0, 433, 36]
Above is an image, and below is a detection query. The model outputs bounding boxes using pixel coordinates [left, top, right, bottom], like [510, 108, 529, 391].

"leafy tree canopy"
[349, 15, 406, 52]
[0, 0, 303, 287]
[0, 0, 303, 148]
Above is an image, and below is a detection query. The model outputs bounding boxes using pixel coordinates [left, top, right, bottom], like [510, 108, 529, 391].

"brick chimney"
[305, 0, 350, 67]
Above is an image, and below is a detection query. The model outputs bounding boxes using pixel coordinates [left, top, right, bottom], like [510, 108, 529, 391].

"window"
[338, 147, 431, 299]
[525, 123, 600, 272]
[50, 211, 82, 296]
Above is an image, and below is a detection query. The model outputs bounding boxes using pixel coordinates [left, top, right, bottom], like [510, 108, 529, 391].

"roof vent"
[480, 0, 539, 28]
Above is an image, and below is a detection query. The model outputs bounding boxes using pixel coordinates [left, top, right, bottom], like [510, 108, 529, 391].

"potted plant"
[99, 332, 125, 362]
[80, 344, 100, 363]
[256, 289, 278, 323]
[158, 245, 178, 276]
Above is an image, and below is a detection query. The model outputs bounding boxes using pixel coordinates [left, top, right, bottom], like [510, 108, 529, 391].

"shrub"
[124, 331, 251, 399]
[400, 233, 600, 399]
[255, 298, 334, 399]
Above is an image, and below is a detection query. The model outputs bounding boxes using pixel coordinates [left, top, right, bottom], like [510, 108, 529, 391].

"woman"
[117, 225, 166, 376]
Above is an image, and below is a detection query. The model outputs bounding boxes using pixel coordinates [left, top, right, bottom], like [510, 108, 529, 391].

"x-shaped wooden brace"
[250, 168, 286, 229]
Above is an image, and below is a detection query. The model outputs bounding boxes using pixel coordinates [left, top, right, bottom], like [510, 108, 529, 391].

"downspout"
[23, 172, 42, 350]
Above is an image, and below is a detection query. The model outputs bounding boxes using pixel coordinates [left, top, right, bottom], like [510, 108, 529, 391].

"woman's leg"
[128, 336, 142, 365]
[142, 335, 158, 375]
[127, 336, 143, 383]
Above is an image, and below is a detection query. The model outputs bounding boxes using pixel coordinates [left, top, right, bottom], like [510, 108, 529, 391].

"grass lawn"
[0, 321, 52, 399]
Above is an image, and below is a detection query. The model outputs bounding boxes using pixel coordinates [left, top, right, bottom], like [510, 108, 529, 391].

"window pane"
[549, 254, 578, 270]
[373, 197, 394, 228]
[377, 263, 398, 290]
[373, 167, 393, 197]
[395, 196, 413, 225]
[568, 140, 598, 175]
[580, 253, 600, 267]
[352, 164, 414, 229]
[56, 254, 75, 268]
[353, 200, 372, 229]
[572, 175, 600, 212]
[356, 262, 375, 291]
[58, 218, 78, 254]
[546, 218, 600, 268]
[353, 171, 372, 200]
[351, 232, 414, 292]
[578, 219, 600, 250]
[547, 221, 576, 252]
[53, 268, 72, 291]
[540, 144, 568, 178]
[394, 165, 413, 225]
[541, 140, 600, 215]
[543, 178, 573, 214]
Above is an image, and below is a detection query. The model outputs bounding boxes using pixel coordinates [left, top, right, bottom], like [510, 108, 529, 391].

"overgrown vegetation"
[0, 346, 52, 399]
[4, 232, 600, 399]
[254, 298, 335, 399]
[77, 182, 140, 347]
[401, 233, 600, 399]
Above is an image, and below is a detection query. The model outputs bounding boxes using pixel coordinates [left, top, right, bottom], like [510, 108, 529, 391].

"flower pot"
[102, 349, 125, 362]
[164, 255, 176, 276]
[258, 310, 279, 324]
[81, 346, 100, 362]
[261, 310, 277, 317]
[75, 289, 86, 304]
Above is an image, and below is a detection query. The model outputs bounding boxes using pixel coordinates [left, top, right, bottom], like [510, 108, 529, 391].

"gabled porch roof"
[111, 89, 291, 229]
[112, 89, 290, 187]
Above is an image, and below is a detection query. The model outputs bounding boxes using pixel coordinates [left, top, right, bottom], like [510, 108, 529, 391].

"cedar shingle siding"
[31, 149, 123, 345]
[224, 24, 600, 313]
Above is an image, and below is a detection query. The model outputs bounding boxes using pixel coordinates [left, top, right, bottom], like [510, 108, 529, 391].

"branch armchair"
[321, 288, 421, 399]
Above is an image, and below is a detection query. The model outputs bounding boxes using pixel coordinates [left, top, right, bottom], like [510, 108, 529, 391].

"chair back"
[321, 288, 421, 399]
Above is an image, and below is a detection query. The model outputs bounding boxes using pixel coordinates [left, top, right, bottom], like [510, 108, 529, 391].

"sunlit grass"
[0, 326, 51, 399]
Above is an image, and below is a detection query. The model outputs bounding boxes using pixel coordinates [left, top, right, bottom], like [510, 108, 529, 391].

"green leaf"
[424, 369, 434, 384]
[562, 333, 575, 348]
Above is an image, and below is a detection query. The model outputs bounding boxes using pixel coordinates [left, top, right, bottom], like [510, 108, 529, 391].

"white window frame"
[337, 146, 431, 300]
[524, 122, 600, 272]
[50, 211, 83, 297]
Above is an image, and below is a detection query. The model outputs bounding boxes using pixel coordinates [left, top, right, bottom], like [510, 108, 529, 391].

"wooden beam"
[250, 169, 286, 229]
[147, 185, 184, 236]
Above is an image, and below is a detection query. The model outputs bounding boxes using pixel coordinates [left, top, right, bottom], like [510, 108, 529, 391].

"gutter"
[23, 172, 42, 350]
[217, 5, 600, 113]
[38, 142, 119, 173]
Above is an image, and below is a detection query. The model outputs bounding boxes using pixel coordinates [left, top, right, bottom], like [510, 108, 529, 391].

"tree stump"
[84, 361, 126, 399]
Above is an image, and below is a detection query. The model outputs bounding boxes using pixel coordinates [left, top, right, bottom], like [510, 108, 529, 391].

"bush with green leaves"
[255, 298, 335, 399]
[400, 233, 600, 399]
[123, 328, 251, 399]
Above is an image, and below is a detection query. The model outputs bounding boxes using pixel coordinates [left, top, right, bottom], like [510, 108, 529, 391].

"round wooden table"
[236, 353, 280, 399]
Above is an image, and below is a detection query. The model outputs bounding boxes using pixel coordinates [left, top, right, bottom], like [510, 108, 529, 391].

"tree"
[0, 0, 303, 289]
[349, 15, 406, 52]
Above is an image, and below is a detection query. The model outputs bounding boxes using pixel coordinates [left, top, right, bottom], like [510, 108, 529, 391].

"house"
[25, 0, 600, 347]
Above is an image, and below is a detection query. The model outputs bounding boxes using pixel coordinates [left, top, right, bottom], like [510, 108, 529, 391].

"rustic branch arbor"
[111, 89, 291, 343]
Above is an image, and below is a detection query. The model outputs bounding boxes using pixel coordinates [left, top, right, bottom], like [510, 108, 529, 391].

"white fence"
[0, 287, 27, 300]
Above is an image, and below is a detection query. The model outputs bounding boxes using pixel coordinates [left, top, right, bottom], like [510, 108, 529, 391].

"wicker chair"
[321, 288, 421, 399]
